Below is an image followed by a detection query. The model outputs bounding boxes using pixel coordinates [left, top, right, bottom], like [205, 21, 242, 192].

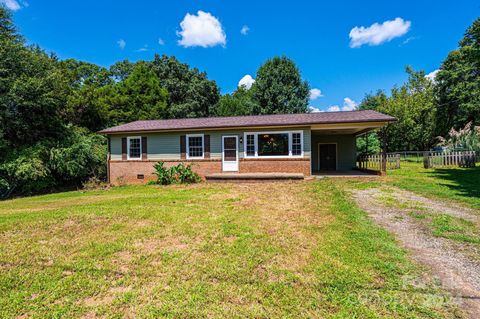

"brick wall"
[109, 160, 222, 185]
[240, 158, 311, 176]
[109, 157, 311, 185]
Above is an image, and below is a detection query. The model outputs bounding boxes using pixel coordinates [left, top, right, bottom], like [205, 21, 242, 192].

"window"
[244, 131, 303, 158]
[292, 133, 302, 156]
[246, 134, 255, 156]
[127, 136, 141, 160]
[258, 133, 289, 156]
[187, 134, 204, 159]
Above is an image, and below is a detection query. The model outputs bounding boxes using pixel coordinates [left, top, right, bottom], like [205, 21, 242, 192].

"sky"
[3, 0, 479, 112]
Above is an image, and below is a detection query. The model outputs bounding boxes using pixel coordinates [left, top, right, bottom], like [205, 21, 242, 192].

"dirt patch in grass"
[84, 286, 132, 307]
[352, 186, 480, 318]
[134, 237, 189, 254]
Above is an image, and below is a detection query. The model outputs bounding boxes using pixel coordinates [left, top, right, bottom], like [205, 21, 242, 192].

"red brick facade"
[239, 158, 311, 176]
[109, 158, 311, 185]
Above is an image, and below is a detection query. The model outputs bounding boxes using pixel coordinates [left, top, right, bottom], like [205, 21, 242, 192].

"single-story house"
[99, 110, 395, 184]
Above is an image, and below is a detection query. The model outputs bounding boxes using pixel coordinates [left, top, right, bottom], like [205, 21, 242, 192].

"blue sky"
[4, 0, 479, 111]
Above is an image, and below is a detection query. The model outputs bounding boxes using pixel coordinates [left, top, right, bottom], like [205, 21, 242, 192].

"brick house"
[99, 110, 395, 184]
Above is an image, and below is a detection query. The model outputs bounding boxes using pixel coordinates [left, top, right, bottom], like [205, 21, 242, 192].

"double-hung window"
[187, 134, 204, 159]
[246, 134, 256, 157]
[244, 131, 303, 158]
[127, 136, 142, 160]
[291, 132, 302, 156]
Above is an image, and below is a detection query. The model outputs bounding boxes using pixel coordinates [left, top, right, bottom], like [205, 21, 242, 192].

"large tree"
[215, 86, 256, 116]
[106, 63, 168, 125]
[0, 7, 69, 148]
[250, 56, 310, 115]
[150, 54, 220, 118]
[435, 18, 480, 135]
[61, 59, 113, 131]
[359, 67, 436, 152]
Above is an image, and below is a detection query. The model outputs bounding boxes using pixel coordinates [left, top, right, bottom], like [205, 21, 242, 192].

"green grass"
[406, 211, 480, 244]
[0, 182, 460, 318]
[431, 215, 480, 244]
[388, 162, 480, 209]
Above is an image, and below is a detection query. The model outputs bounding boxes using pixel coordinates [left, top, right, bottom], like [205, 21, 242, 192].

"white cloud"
[1, 0, 21, 11]
[158, 38, 165, 45]
[327, 97, 358, 112]
[240, 25, 250, 35]
[342, 97, 358, 111]
[117, 39, 126, 50]
[349, 17, 411, 48]
[327, 105, 341, 112]
[135, 45, 148, 52]
[238, 74, 255, 89]
[425, 69, 439, 82]
[309, 106, 323, 113]
[309, 88, 323, 100]
[177, 10, 226, 48]
[401, 36, 416, 46]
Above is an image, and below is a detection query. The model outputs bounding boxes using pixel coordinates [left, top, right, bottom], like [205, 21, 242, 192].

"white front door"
[222, 136, 239, 172]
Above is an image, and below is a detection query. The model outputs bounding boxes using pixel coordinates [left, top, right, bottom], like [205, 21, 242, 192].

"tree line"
[359, 18, 480, 153]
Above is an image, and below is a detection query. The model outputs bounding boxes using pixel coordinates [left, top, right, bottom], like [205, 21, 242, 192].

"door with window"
[319, 144, 337, 170]
[222, 136, 238, 172]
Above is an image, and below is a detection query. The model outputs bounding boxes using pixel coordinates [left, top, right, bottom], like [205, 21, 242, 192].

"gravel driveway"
[352, 186, 480, 319]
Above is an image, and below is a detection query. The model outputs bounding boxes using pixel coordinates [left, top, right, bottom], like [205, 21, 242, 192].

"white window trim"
[186, 134, 204, 159]
[127, 136, 142, 160]
[243, 130, 304, 159]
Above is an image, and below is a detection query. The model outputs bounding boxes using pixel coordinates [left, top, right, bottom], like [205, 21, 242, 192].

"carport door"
[319, 144, 337, 170]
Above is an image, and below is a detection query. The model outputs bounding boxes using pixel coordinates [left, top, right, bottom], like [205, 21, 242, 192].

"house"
[99, 110, 395, 184]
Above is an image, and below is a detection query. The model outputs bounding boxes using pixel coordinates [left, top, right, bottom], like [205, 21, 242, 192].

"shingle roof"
[98, 110, 396, 134]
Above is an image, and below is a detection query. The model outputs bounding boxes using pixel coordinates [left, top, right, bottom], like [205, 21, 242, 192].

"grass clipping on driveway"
[0, 181, 460, 318]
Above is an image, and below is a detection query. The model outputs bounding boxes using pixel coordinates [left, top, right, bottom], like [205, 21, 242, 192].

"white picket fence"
[423, 151, 476, 168]
[357, 154, 401, 172]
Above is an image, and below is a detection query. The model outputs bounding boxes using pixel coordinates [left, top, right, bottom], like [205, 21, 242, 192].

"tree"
[250, 56, 310, 115]
[435, 18, 480, 135]
[0, 7, 69, 148]
[109, 59, 135, 82]
[106, 63, 168, 125]
[216, 86, 256, 116]
[150, 54, 220, 118]
[61, 59, 113, 131]
[356, 132, 381, 155]
[359, 67, 436, 152]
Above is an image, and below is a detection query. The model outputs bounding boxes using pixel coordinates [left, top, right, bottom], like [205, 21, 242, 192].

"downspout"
[107, 137, 111, 184]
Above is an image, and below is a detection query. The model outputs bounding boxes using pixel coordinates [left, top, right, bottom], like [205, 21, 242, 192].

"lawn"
[387, 162, 480, 209]
[0, 181, 460, 318]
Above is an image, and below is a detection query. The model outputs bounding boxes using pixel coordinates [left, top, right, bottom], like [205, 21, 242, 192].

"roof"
[98, 110, 396, 134]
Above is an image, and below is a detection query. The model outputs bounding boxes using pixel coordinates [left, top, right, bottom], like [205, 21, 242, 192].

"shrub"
[153, 162, 201, 185]
[153, 162, 174, 185]
[437, 122, 480, 152]
[0, 126, 107, 196]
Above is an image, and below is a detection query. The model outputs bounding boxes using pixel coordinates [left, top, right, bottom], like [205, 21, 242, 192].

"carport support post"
[380, 130, 387, 175]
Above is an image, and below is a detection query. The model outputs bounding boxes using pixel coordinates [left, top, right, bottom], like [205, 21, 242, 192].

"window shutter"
[121, 137, 127, 160]
[204, 135, 210, 159]
[107, 137, 111, 160]
[141, 136, 148, 160]
[180, 135, 186, 159]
